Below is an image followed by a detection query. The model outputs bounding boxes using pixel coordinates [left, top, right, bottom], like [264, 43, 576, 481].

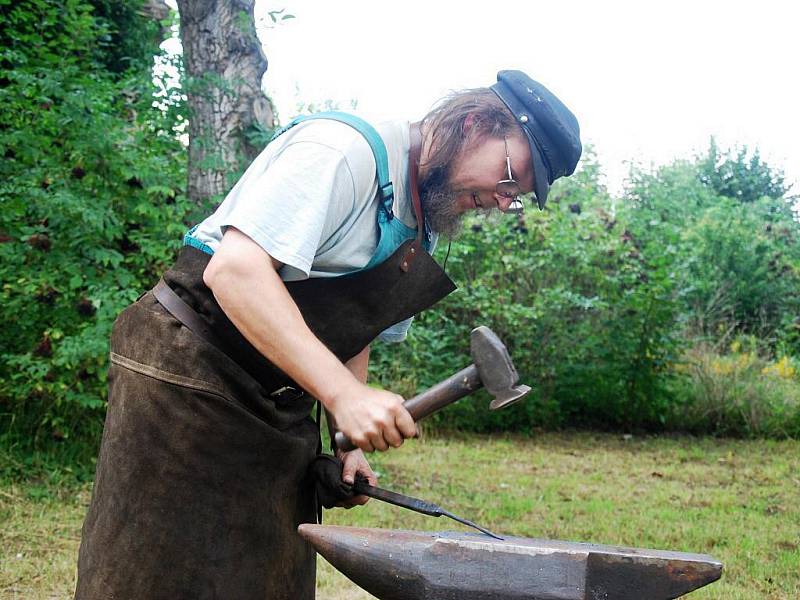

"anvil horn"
[298, 525, 723, 600]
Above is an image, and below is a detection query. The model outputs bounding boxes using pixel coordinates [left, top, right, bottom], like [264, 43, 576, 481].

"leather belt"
[153, 278, 231, 357]
[152, 278, 304, 403]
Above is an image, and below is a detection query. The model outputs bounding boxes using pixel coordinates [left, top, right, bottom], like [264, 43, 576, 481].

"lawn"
[2, 432, 798, 599]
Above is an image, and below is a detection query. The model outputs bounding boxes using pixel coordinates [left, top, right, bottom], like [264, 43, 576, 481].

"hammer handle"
[403, 364, 481, 420]
[334, 364, 481, 452]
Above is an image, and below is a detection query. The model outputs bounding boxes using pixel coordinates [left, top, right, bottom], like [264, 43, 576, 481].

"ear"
[461, 113, 476, 137]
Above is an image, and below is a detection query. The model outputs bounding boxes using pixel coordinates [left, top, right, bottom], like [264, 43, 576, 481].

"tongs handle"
[351, 475, 503, 540]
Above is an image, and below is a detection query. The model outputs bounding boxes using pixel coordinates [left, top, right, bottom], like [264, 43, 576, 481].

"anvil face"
[298, 525, 723, 600]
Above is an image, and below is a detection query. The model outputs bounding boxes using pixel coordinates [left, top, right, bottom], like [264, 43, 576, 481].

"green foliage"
[0, 0, 191, 450]
[668, 343, 800, 438]
[373, 151, 684, 432]
[624, 151, 800, 347]
[1, 2, 797, 450]
[372, 145, 800, 437]
[680, 199, 800, 341]
[89, 0, 168, 75]
[698, 138, 791, 204]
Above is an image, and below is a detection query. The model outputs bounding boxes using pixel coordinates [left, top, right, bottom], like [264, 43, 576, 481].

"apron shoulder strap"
[271, 111, 395, 219]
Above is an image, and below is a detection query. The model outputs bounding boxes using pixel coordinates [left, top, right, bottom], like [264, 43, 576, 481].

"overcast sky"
[255, 0, 799, 195]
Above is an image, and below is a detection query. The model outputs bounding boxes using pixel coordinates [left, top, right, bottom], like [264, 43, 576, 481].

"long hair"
[421, 88, 518, 174]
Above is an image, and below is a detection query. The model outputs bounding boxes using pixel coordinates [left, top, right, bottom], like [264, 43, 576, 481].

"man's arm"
[203, 227, 416, 452]
[345, 344, 370, 383]
[333, 345, 377, 507]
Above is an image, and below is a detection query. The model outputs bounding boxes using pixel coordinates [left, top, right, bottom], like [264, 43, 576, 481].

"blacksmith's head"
[419, 70, 582, 238]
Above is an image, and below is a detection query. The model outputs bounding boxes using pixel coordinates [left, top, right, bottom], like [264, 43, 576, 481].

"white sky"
[255, 0, 799, 195]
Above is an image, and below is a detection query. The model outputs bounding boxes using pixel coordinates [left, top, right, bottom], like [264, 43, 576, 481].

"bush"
[373, 151, 685, 433]
[371, 147, 800, 438]
[624, 149, 800, 347]
[698, 138, 791, 204]
[3, 4, 799, 451]
[679, 198, 800, 341]
[0, 0, 191, 451]
[669, 343, 800, 437]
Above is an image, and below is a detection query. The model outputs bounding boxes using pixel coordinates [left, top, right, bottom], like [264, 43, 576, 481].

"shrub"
[668, 342, 800, 438]
[0, 0, 191, 451]
[371, 148, 800, 438]
[372, 151, 685, 433]
[679, 199, 800, 342]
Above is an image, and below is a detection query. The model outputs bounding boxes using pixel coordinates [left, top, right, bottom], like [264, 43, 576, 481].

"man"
[75, 70, 581, 599]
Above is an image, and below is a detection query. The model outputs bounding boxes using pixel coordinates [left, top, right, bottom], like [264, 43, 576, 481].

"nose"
[495, 192, 516, 213]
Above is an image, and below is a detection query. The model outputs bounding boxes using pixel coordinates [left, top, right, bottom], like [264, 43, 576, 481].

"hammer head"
[469, 326, 531, 410]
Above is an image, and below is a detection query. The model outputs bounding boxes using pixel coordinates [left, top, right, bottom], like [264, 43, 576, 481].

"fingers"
[346, 427, 377, 453]
[350, 494, 370, 506]
[353, 438, 375, 454]
[345, 427, 376, 454]
[368, 429, 389, 452]
[365, 470, 378, 486]
[374, 397, 415, 450]
[333, 386, 419, 453]
[337, 451, 375, 508]
[339, 448, 378, 486]
[335, 494, 369, 509]
[341, 457, 357, 485]
[394, 406, 417, 440]
[366, 412, 410, 451]
[382, 416, 405, 449]
[352, 411, 408, 454]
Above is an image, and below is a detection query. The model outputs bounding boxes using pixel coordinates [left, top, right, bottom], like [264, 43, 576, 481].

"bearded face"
[418, 165, 465, 240]
[419, 165, 506, 240]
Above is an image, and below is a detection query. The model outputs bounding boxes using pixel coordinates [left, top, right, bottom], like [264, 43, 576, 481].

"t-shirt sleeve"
[377, 317, 414, 343]
[220, 141, 356, 277]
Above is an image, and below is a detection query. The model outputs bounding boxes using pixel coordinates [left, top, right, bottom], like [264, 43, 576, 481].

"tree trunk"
[175, 0, 274, 205]
[141, 0, 171, 40]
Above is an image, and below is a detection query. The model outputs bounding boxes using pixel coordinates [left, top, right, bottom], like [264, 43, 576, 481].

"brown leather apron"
[74, 233, 454, 599]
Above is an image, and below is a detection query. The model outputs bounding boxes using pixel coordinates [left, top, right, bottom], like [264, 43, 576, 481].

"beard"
[419, 166, 465, 240]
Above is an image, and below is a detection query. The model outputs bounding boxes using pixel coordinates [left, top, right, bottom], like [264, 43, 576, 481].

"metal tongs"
[352, 475, 503, 540]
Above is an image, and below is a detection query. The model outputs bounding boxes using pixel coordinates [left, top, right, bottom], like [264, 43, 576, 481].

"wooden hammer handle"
[403, 364, 481, 420]
[334, 364, 481, 452]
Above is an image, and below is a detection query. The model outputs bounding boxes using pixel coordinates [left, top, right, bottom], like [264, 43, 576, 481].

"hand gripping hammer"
[335, 326, 531, 451]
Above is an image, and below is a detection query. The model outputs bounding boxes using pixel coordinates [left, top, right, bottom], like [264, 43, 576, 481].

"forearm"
[204, 228, 415, 453]
[328, 345, 370, 442]
[204, 229, 358, 411]
[337, 344, 376, 499]
[345, 345, 370, 383]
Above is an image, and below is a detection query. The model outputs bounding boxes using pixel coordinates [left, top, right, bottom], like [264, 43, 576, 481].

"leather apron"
[74, 129, 455, 600]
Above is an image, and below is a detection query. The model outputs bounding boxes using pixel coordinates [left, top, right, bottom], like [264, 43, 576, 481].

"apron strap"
[153, 279, 230, 353]
[154, 278, 307, 402]
[272, 111, 396, 221]
[400, 124, 426, 273]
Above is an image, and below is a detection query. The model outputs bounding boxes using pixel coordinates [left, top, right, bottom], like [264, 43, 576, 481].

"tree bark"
[139, 0, 172, 47]
[175, 0, 274, 205]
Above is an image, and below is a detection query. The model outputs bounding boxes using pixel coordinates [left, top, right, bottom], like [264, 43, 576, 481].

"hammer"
[334, 326, 530, 452]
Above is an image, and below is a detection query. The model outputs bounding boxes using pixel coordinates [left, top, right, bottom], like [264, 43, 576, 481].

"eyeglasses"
[496, 137, 524, 214]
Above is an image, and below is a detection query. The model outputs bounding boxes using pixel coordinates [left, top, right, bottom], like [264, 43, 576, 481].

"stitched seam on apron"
[110, 351, 231, 400]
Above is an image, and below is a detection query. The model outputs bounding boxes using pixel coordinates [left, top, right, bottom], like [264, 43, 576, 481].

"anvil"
[299, 525, 723, 599]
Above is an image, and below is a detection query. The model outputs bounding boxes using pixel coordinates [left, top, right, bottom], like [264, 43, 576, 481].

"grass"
[2, 432, 799, 599]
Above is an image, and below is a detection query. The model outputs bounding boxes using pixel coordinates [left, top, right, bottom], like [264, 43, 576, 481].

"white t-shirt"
[189, 118, 427, 342]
